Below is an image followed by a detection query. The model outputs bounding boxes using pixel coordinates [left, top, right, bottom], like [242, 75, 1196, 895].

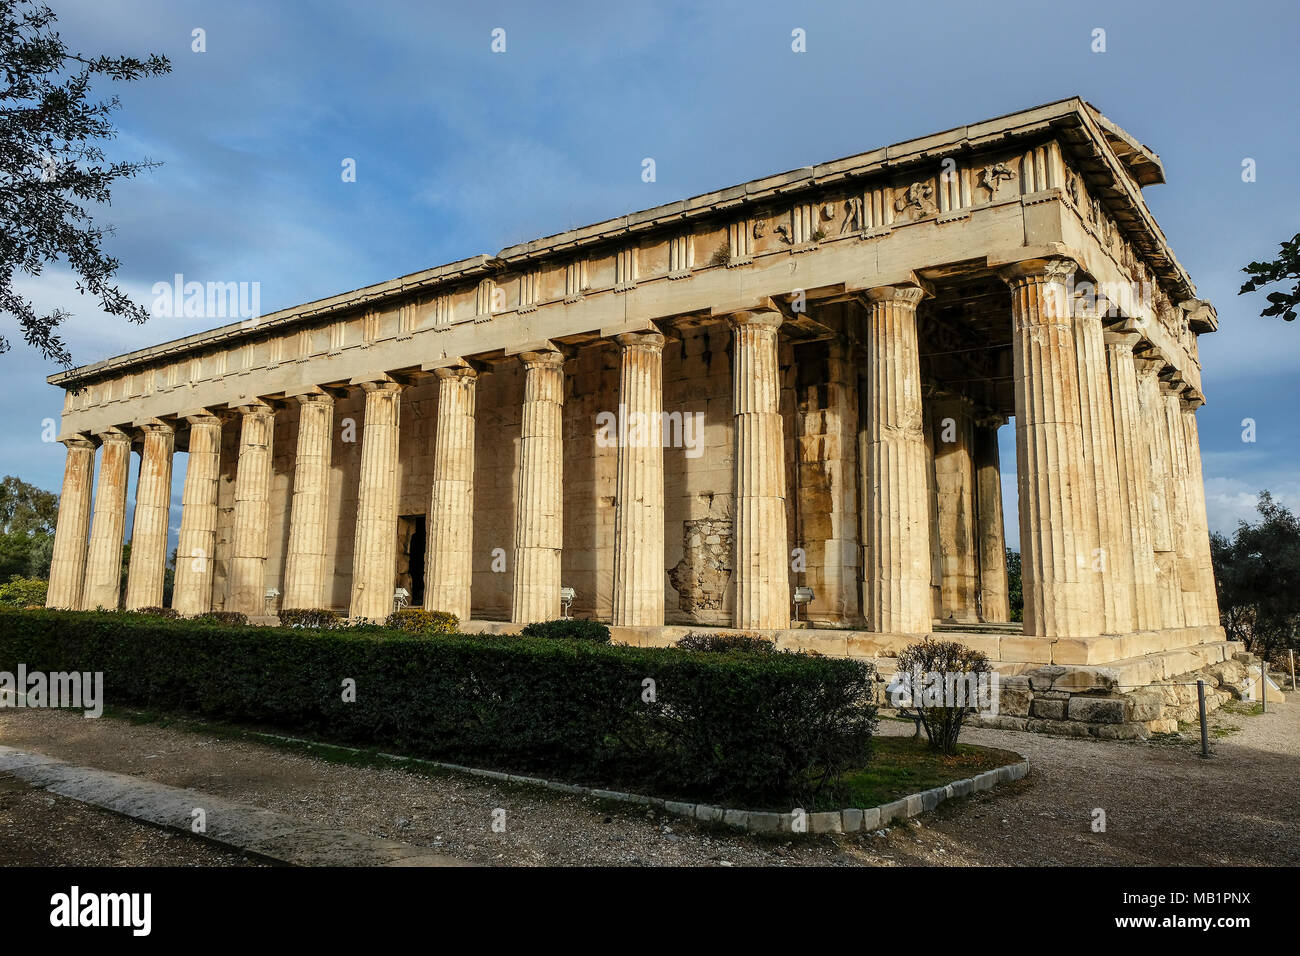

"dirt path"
[0, 700, 1294, 866]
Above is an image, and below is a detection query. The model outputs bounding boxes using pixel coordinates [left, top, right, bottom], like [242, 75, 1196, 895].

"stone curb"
[0, 744, 469, 867]
[245, 730, 1029, 838]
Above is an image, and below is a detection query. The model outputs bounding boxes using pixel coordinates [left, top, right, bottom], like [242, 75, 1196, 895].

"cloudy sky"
[4, 0, 1298, 551]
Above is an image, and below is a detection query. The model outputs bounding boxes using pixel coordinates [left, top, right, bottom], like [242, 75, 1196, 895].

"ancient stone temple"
[45, 98, 1238, 731]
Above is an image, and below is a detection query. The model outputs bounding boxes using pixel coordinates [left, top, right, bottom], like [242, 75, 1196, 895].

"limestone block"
[998, 675, 1033, 717]
[1066, 696, 1125, 724]
[1124, 688, 1166, 722]
[1030, 698, 1067, 720]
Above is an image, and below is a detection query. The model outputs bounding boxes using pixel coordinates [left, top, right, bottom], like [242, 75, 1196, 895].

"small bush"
[676, 631, 775, 654]
[280, 608, 345, 629]
[193, 610, 248, 626]
[520, 618, 611, 643]
[894, 639, 993, 755]
[0, 577, 47, 608]
[134, 606, 179, 618]
[384, 608, 458, 636]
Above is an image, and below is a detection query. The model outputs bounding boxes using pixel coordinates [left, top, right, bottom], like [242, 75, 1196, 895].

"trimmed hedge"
[520, 618, 611, 643]
[0, 609, 876, 806]
[677, 632, 775, 654]
[384, 608, 458, 636]
[280, 608, 345, 629]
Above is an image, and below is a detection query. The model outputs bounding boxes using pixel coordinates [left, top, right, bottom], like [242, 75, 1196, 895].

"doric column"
[1164, 382, 1200, 627]
[1001, 258, 1099, 638]
[1104, 330, 1160, 631]
[81, 429, 131, 610]
[729, 311, 790, 630]
[1134, 352, 1181, 629]
[425, 366, 478, 621]
[45, 436, 96, 609]
[228, 401, 276, 617]
[612, 332, 666, 627]
[1073, 298, 1132, 634]
[862, 286, 931, 634]
[124, 421, 175, 610]
[1181, 398, 1220, 628]
[973, 419, 1010, 623]
[350, 380, 403, 621]
[282, 391, 335, 610]
[172, 413, 223, 616]
[512, 350, 565, 624]
[931, 395, 979, 622]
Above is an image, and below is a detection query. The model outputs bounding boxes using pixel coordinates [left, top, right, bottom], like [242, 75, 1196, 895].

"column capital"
[1102, 328, 1141, 350]
[60, 433, 96, 450]
[518, 349, 565, 369]
[433, 364, 478, 382]
[726, 309, 783, 331]
[134, 418, 176, 435]
[359, 378, 403, 395]
[292, 388, 336, 405]
[997, 256, 1079, 287]
[862, 284, 926, 307]
[613, 330, 666, 352]
[94, 427, 131, 445]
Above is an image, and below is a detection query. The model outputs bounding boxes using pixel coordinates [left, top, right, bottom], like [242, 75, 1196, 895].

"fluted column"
[612, 332, 666, 627]
[973, 420, 1010, 622]
[124, 421, 175, 610]
[229, 401, 276, 617]
[45, 436, 96, 609]
[862, 286, 931, 633]
[350, 380, 403, 621]
[1104, 330, 1160, 631]
[1134, 353, 1182, 629]
[1001, 258, 1099, 638]
[1165, 383, 1201, 627]
[729, 311, 790, 630]
[1073, 299, 1132, 633]
[81, 429, 131, 610]
[426, 366, 477, 620]
[282, 391, 335, 610]
[931, 395, 979, 622]
[172, 413, 223, 616]
[1181, 399, 1220, 628]
[512, 350, 565, 624]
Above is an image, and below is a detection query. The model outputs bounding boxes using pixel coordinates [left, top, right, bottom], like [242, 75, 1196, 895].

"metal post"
[1290, 648, 1296, 691]
[1261, 662, 1267, 714]
[1196, 679, 1209, 759]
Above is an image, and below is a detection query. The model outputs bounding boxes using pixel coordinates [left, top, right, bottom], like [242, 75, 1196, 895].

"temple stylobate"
[44, 98, 1231, 706]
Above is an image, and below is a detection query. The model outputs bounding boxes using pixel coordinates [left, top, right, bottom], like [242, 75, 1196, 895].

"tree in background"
[1211, 491, 1300, 661]
[1239, 232, 1300, 322]
[1006, 549, 1023, 623]
[0, 0, 170, 364]
[0, 474, 56, 579]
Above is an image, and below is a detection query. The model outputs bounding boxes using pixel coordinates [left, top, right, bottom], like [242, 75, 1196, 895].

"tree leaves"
[0, 0, 170, 365]
[1239, 232, 1300, 322]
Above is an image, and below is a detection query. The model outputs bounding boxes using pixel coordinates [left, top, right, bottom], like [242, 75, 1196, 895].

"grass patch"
[1220, 700, 1264, 717]
[824, 736, 1020, 811]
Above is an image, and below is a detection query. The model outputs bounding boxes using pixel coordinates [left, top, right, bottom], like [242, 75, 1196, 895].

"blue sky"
[3, 0, 1298, 552]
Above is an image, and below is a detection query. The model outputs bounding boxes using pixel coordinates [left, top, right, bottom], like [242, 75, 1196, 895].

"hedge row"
[0, 610, 877, 806]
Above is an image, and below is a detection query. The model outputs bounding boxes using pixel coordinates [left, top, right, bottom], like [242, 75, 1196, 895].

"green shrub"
[0, 577, 47, 608]
[676, 631, 775, 654]
[280, 608, 345, 629]
[520, 618, 611, 643]
[193, 610, 248, 626]
[894, 638, 993, 756]
[134, 606, 179, 618]
[384, 608, 458, 636]
[0, 609, 876, 807]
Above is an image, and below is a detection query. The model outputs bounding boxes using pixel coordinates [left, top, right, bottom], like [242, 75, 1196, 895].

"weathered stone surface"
[1066, 696, 1126, 724]
[999, 675, 1033, 716]
[1030, 698, 1067, 720]
[1124, 687, 1166, 722]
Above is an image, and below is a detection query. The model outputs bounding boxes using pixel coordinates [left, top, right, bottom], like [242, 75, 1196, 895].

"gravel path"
[0, 700, 1294, 866]
[0, 774, 266, 866]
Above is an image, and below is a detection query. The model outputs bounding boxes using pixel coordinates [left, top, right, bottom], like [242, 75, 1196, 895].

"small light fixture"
[393, 587, 410, 612]
[559, 586, 576, 619]
[264, 587, 280, 616]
